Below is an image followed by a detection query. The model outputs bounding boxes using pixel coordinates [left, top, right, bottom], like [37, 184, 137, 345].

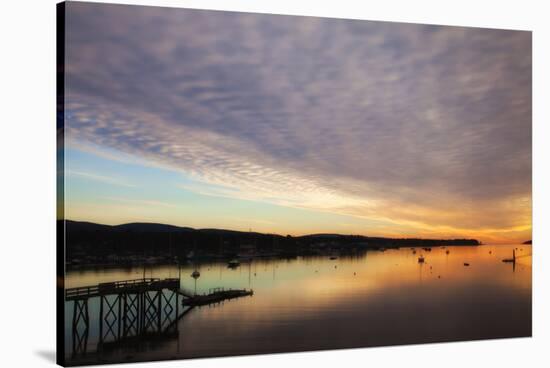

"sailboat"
[191, 269, 200, 295]
[502, 249, 516, 263]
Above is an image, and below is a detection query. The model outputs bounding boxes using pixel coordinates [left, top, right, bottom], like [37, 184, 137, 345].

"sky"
[62, 2, 532, 243]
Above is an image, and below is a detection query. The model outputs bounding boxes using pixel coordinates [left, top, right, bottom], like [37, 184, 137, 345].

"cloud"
[101, 197, 177, 208]
[63, 3, 531, 240]
[67, 170, 135, 188]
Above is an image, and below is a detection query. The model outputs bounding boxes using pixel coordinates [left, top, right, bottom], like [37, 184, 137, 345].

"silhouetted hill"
[299, 233, 342, 238]
[64, 220, 479, 245]
[65, 220, 193, 233]
[65, 220, 113, 232]
[197, 228, 267, 237]
[61, 219, 480, 267]
[115, 222, 194, 233]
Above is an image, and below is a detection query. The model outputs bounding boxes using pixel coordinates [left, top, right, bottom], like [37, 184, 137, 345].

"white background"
[0, 0, 548, 367]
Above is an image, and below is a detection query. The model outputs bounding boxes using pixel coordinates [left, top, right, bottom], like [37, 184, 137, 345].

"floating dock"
[182, 288, 253, 306]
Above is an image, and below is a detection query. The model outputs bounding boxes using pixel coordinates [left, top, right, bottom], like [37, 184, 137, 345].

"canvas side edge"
[56, 2, 66, 366]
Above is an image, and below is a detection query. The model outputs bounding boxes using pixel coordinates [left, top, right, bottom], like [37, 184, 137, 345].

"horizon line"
[60, 218, 496, 243]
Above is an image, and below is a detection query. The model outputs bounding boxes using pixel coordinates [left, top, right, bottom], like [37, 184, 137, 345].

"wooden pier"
[182, 287, 253, 306]
[65, 278, 253, 357]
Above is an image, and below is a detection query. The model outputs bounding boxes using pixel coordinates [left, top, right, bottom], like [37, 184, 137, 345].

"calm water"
[64, 244, 531, 365]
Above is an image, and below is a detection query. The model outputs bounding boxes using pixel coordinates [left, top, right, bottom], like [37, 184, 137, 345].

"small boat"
[227, 259, 240, 268]
[329, 256, 338, 260]
[412, 250, 417, 254]
[464, 262, 470, 267]
[445, 250, 450, 255]
[418, 256, 425, 263]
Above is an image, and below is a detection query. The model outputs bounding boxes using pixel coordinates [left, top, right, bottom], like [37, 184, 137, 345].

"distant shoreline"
[61, 219, 481, 244]
[61, 219, 485, 268]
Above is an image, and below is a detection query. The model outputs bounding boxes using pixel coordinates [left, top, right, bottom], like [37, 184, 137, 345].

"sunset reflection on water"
[65, 244, 531, 364]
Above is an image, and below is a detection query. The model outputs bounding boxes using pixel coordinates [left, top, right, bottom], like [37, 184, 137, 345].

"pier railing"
[66, 278, 180, 300]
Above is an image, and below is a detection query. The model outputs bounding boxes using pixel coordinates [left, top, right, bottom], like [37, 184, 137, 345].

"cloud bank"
[64, 3, 532, 241]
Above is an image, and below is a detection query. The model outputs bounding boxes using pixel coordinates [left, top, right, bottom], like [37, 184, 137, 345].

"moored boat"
[227, 259, 240, 268]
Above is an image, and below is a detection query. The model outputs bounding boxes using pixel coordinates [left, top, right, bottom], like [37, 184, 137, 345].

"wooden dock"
[182, 287, 253, 306]
[65, 278, 253, 356]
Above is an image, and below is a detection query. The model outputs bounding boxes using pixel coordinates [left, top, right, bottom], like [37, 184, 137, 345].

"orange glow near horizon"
[62, 4, 531, 246]
[64, 189, 532, 245]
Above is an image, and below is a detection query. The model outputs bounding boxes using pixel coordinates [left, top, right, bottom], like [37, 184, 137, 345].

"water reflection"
[65, 244, 531, 365]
